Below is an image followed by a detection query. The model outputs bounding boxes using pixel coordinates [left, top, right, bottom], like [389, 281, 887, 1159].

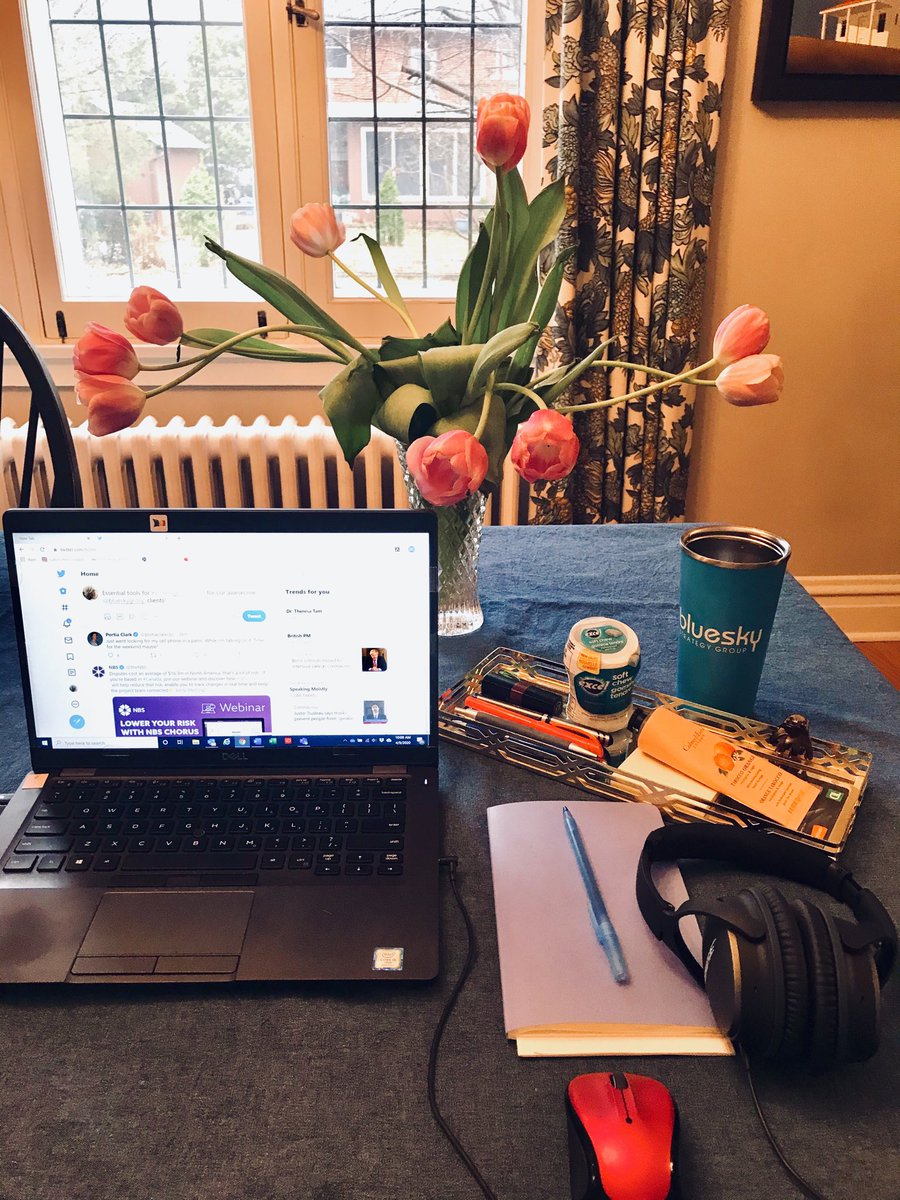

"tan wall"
[687, 0, 900, 576]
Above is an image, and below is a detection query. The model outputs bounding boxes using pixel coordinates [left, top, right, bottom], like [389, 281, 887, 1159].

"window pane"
[104, 25, 158, 115]
[25, 0, 259, 300]
[324, 0, 523, 298]
[156, 25, 209, 116]
[65, 119, 118, 204]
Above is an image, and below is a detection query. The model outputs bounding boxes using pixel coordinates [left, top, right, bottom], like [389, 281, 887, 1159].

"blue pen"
[562, 805, 630, 985]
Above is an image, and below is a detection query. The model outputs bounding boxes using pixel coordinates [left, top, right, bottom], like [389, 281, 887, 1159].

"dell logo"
[221, 751, 248, 761]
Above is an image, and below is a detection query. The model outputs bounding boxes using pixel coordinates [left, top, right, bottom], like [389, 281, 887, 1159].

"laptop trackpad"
[78, 891, 253, 961]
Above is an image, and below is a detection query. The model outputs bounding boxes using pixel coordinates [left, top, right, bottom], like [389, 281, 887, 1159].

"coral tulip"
[715, 355, 784, 407]
[73, 323, 139, 380]
[75, 372, 146, 436]
[476, 93, 530, 173]
[510, 409, 580, 483]
[124, 286, 183, 345]
[712, 304, 770, 366]
[290, 203, 346, 258]
[406, 430, 488, 506]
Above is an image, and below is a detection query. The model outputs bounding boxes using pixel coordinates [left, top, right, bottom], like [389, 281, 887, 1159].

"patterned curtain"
[533, 0, 731, 525]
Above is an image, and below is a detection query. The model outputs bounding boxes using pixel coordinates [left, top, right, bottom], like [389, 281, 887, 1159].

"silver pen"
[562, 805, 630, 985]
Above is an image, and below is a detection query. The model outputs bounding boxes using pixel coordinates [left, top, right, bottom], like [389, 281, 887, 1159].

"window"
[322, 0, 525, 299]
[24, 0, 258, 301]
[876, 11, 886, 33]
[1, 0, 539, 342]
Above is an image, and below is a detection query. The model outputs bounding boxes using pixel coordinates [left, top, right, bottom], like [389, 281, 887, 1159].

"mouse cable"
[739, 1047, 832, 1200]
[428, 856, 500, 1200]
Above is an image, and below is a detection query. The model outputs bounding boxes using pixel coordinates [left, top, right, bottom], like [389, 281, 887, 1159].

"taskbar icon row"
[157, 734, 427, 749]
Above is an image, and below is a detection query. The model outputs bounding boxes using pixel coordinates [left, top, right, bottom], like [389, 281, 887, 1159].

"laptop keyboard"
[1, 777, 405, 882]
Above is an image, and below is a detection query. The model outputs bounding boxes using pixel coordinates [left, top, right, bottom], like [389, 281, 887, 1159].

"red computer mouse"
[566, 1072, 681, 1200]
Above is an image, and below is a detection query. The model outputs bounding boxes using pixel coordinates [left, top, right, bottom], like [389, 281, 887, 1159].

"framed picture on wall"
[753, 0, 900, 99]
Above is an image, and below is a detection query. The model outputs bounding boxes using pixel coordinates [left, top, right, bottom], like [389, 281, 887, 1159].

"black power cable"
[428, 856, 500, 1200]
[739, 1047, 831, 1200]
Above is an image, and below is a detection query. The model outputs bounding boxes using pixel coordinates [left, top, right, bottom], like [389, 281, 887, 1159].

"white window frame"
[1, 0, 544, 351]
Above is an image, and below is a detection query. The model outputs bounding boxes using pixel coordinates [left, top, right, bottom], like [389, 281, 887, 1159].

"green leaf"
[419, 344, 482, 416]
[502, 168, 530, 248]
[372, 384, 438, 444]
[375, 355, 426, 390]
[496, 176, 567, 328]
[429, 393, 508, 486]
[464, 322, 537, 404]
[319, 356, 383, 465]
[509, 246, 574, 374]
[538, 338, 612, 406]
[379, 319, 458, 363]
[357, 233, 415, 326]
[455, 222, 491, 341]
[181, 328, 342, 364]
[205, 239, 368, 357]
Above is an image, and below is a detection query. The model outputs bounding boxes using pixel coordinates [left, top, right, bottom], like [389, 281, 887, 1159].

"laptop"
[0, 507, 440, 984]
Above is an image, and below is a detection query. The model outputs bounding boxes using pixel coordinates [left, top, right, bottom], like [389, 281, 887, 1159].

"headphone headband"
[636, 824, 897, 987]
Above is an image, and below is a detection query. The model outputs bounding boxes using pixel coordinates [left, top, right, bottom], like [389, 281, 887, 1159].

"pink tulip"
[712, 305, 770, 366]
[715, 355, 784, 407]
[510, 409, 580, 483]
[124, 286, 183, 345]
[75, 372, 146, 436]
[476, 93, 530, 173]
[290, 203, 346, 258]
[406, 430, 488, 506]
[73, 323, 140, 380]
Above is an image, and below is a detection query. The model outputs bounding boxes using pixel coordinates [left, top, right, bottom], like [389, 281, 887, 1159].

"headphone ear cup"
[700, 885, 808, 1061]
[749, 885, 810, 1062]
[791, 898, 881, 1066]
[790, 899, 841, 1068]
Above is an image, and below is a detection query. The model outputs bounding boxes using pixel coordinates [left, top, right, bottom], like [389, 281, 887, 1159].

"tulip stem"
[143, 324, 351, 398]
[495, 382, 547, 409]
[328, 252, 420, 338]
[558, 358, 717, 412]
[473, 374, 495, 442]
[137, 352, 217, 371]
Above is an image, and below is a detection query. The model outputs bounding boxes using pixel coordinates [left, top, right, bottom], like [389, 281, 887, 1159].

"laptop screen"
[8, 518, 434, 758]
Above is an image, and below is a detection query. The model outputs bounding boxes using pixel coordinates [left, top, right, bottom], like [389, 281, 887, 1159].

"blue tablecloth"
[0, 524, 898, 1200]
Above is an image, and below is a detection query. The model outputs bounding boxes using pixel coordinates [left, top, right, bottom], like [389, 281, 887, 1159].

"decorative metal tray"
[438, 647, 872, 856]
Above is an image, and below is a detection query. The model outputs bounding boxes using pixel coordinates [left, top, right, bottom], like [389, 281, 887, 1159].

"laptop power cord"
[428, 856, 500, 1200]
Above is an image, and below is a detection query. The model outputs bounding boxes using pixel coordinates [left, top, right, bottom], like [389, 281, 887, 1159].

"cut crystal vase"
[397, 445, 486, 637]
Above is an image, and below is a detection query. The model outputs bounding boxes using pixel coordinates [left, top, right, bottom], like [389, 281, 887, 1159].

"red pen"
[463, 695, 605, 758]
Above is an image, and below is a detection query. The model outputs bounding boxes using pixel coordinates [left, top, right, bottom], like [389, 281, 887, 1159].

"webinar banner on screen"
[113, 696, 272, 739]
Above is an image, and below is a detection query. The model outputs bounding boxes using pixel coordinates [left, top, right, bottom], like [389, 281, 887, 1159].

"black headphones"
[636, 824, 897, 1068]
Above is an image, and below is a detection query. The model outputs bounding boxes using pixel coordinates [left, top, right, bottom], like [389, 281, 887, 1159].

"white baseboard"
[796, 575, 900, 641]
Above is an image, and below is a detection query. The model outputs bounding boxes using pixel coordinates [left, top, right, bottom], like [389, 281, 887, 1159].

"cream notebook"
[487, 800, 733, 1058]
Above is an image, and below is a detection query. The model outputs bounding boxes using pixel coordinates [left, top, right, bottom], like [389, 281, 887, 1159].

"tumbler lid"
[680, 525, 791, 570]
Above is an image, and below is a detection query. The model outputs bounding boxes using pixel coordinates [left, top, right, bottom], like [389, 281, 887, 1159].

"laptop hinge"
[373, 764, 408, 775]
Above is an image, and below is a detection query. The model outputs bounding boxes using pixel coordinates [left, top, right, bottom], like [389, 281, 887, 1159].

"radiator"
[0, 414, 532, 524]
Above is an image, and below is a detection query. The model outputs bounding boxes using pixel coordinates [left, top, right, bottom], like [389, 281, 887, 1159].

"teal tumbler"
[677, 526, 791, 716]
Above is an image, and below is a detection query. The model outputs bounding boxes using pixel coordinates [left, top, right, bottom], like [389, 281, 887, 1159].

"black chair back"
[0, 306, 82, 508]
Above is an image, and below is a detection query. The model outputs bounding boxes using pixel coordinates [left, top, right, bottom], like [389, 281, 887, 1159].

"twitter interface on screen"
[12, 530, 431, 751]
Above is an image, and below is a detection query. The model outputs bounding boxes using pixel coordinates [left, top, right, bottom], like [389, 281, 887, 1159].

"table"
[1, 525, 897, 1200]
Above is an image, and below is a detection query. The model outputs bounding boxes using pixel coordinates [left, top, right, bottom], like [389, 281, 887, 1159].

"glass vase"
[397, 445, 487, 637]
